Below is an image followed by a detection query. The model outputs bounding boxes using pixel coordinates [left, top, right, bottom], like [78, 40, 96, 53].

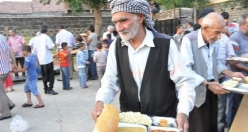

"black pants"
[189, 90, 218, 132]
[230, 93, 243, 127]
[15, 57, 25, 76]
[41, 62, 54, 91]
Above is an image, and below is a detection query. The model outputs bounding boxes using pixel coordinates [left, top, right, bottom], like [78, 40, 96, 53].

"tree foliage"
[40, 0, 109, 35]
[155, 0, 210, 10]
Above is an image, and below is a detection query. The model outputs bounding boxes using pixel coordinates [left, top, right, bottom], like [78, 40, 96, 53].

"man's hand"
[92, 101, 104, 122]
[11, 64, 18, 73]
[177, 113, 189, 132]
[208, 82, 230, 95]
[223, 70, 245, 79]
[229, 72, 245, 79]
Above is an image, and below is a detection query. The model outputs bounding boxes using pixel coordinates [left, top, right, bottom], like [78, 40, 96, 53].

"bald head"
[201, 12, 225, 43]
[202, 12, 225, 28]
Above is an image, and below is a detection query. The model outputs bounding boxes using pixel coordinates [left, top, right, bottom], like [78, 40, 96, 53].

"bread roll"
[159, 119, 168, 127]
[93, 104, 119, 132]
[245, 77, 248, 84]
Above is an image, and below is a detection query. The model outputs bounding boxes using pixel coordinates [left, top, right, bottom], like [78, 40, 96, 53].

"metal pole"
[173, 3, 176, 35]
[179, 0, 182, 24]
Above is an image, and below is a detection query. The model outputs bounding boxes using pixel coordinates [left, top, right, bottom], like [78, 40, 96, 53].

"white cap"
[107, 25, 114, 30]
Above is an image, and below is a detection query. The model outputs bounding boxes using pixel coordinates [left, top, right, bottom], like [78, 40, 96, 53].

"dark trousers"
[189, 90, 218, 132]
[41, 62, 54, 92]
[0, 73, 14, 117]
[218, 77, 234, 132]
[230, 93, 243, 127]
[88, 50, 97, 78]
[15, 57, 25, 76]
[61, 66, 70, 89]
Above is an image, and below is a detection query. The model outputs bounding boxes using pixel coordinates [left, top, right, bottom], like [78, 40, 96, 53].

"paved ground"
[0, 72, 120, 132]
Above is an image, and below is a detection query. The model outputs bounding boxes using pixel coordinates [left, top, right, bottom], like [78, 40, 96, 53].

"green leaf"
[156, 0, 210, 10]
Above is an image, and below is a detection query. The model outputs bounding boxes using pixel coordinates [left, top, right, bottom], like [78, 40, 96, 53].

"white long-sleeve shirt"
[55, 29, 75, 48]
[32, 33, 54, 65]
[96, 28, 196, 116]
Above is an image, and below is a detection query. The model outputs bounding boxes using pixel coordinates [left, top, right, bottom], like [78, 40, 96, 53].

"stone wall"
[207, 2, 248, 22]
[0, 0, 67, 14]
[0, 16, 113, 38]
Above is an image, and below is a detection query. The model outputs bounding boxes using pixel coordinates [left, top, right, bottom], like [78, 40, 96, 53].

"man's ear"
[201, 25, 208, 31]
[198, 18, 203, 26]
[137, 14, 145, 24]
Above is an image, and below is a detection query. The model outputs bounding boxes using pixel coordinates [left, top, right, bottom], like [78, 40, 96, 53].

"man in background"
[149, 0, 160, 15]
[185, 22, 194, 32]
[173, 25, 184, 50]
[229, 13, 248, 129]
[102, 25, 115, 40]
[83, 26, 98, 80]
[8, 29, 25, 77]
[55, 26, 76, 81]
[221, 12, 239, 35]
[33, 25, 58, 95]
[0, 34, 16, 121]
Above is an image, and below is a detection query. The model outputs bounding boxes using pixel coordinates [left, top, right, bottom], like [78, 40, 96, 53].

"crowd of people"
[0, 0, 248, 132]
[0, 20, 117, 120]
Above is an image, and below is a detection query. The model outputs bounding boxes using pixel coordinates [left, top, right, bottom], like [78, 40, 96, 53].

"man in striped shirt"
[0, 34, 17, 121]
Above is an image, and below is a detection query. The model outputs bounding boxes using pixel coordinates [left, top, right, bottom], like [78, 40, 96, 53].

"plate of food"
[222, 80, 248, 94]
[117, 123, 147, 132]
[227, 57, 248, 62]
[224, 84, 248, 94]
[119, 112, 152, 126]
[222, 80, 239, 88]
[149, 126, 179, 132]
[151, 116, 177, 128]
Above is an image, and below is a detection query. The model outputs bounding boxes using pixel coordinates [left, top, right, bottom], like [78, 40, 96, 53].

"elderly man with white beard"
[181, 12, 244, 132]
[91, 0, 196, 131]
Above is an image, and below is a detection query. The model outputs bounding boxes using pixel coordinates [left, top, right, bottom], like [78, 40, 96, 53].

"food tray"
[227, 57, 248, 63]
[149, 126, 179, 132]
[224, 84, 248, 94]
[151, 116, 177, 128]
[117, 122, 147, 132]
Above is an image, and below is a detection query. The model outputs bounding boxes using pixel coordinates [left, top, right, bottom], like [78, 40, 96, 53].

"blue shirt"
[76, 50, 88, 68]
[24, 54, 38, 80]
[230, 30, 248, 75]
[230, 30, 248, 56]
[107, 39, 113, 48]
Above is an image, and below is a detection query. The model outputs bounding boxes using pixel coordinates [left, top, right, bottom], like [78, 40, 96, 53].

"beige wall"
[207, 1, 248, 23]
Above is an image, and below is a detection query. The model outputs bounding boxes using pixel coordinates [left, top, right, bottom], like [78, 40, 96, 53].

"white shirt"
[103, 31, 115, 40]
[55, 29, 75, 48]
[218, 34, 236, 78]
[180, 29, 229, 87]
[28, 36, 37, 47]
[96, 28, 196, 116]
[32, 34, 54, 65]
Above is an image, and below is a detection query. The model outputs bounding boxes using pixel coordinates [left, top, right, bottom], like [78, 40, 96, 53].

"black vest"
[115, 31, 177, 117]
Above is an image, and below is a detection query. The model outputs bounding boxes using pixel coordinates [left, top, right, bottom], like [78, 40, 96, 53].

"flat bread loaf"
[93, 104, 119, 132]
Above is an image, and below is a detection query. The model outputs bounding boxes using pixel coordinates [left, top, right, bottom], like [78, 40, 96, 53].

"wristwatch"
[206, 81, 210, 89]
